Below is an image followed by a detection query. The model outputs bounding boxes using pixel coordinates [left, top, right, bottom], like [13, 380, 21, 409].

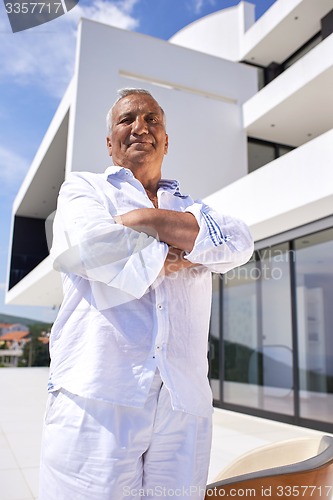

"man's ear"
[164, 134, 169, 155]
[106, 137, 112, 156]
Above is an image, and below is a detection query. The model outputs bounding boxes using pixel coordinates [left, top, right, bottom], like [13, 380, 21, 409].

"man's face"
[107, 94, 168, 174]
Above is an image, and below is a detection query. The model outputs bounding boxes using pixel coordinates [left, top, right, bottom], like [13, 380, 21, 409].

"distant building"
[5, 1, 333, 432]
[0, 328, 30, 367]
[0, 323, 29, 336]
[0, 330, 30, 348]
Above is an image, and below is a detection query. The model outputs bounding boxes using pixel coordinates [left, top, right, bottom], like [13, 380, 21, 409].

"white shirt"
[48, 166, 253, 417]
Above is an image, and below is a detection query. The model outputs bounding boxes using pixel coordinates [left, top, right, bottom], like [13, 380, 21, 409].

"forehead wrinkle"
[110, 96, 166, 131]
[117, 96, 162, 113]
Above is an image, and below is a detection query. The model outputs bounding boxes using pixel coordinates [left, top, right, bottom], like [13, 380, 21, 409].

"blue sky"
[0, 0, 276, 322]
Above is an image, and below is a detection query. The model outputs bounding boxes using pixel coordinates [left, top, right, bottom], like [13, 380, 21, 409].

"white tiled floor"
[0, 368, 331, 499]
[0, 368, 49, 500]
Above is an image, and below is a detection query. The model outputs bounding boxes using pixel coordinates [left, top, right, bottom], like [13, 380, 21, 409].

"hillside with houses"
[0, 314, 51, 367]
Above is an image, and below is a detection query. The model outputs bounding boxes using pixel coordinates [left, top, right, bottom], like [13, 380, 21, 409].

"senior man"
[39, 88, 254, 500]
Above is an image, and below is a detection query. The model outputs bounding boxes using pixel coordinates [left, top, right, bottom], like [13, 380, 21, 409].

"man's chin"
[127, 147, 155, 162]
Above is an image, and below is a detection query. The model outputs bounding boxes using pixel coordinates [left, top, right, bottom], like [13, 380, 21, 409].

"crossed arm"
[115, 208, 201, 274]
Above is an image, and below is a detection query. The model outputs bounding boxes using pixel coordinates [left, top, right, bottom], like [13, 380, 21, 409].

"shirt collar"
[105, 166, 185, 193]
[105, 166, 134, 180]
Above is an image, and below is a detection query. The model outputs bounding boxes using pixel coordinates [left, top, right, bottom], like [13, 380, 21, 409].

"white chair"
[206, 435, 333, 499]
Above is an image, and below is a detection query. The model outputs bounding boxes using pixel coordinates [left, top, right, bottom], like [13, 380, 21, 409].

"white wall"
[67, 19, 257, 200]
[169, 2, 255, 62]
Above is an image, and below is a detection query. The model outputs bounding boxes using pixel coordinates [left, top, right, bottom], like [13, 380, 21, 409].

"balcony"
[243, 33, 333, 147]
[241, 0, 333, 66]
[5, 256, 63, 308]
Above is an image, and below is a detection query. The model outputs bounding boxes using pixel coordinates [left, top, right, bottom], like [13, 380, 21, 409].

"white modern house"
[6, 0, 333, 433]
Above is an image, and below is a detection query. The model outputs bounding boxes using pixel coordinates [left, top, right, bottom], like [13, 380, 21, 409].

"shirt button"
[157, 304, 163, 310]
[156, 345, 161, 350]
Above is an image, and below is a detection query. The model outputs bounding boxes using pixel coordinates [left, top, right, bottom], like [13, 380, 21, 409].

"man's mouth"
[128, 140, 153, 149]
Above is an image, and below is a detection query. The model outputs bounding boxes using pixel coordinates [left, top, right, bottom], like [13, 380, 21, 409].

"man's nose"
[132, 116, 148, 134]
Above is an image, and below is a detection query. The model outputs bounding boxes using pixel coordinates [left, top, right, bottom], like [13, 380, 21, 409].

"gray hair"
[106, 88, 165, 135]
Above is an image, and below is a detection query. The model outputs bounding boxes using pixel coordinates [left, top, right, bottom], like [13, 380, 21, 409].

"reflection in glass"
[248, 141, 275, 173]
[209, 274, 221, 401]
[278, 145, 294, 158]
[247, 139, 294, 173]
[223, 245, 294, 415]
[223, 258, 257, 408]
[295, 229, 333, 423]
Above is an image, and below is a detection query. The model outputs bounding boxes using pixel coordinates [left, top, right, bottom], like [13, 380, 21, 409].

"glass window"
[222, 244, 294, 415]
[222, 257, 258, 409]
[257, 67, 265, 90]
[211, 222, 333, 431]
[257, 243, 294, 415]
[283, 34, 322, 70]
[294, 229, 333, 424]
[248, 139, 295, 173]
[278, 145, 294, 158]
[247, 141, 275, 173]
[209, 274, 221, 401]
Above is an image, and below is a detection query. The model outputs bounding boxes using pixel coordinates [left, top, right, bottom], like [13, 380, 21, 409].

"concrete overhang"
[5, 83, 73, 308]
[5, 256, 63, 307]
[13, 81, 73, 219]
[241, 0, 333, 66]
[243, 33, 333, 146]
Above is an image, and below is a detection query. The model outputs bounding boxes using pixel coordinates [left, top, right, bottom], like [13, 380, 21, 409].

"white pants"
[39, 371, 212, 499]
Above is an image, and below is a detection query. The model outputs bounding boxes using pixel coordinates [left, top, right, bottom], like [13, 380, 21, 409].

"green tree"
[20, 323, 52, 367]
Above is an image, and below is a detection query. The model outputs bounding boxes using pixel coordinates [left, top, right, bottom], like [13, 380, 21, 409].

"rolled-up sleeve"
[184, 201, 254, 274]
[49, 173, 168, 299]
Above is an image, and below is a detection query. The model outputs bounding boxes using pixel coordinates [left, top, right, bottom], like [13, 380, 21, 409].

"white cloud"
[68, 0, 139, 28]
[192, 0, 216, 15]
[0, 0, 140, 98]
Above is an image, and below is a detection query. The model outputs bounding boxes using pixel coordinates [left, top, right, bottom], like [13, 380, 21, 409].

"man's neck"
[129, 164, 161, 194]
